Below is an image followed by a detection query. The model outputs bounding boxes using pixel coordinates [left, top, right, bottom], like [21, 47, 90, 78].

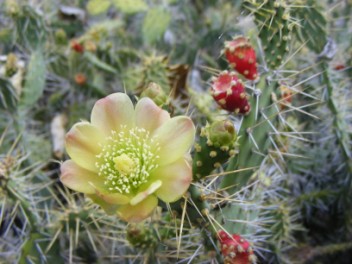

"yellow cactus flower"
[60, 93, 195, 222]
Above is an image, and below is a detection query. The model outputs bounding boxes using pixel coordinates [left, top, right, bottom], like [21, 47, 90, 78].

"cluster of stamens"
[95, 126, 160, 194]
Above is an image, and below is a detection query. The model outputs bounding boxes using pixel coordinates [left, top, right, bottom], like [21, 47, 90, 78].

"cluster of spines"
[211, 71, 251, 114]
[139, 55, 171, 95]
[243, 0, 293, 69]
[290, 0, 327, 53]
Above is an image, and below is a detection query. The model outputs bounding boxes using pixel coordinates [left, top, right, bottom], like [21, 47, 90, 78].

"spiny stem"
[320, 61, 352, 189]
[221, 74, 277, 192]
[7, 179, 38, 232]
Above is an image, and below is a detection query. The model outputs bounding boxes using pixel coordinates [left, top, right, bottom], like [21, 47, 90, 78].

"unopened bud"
[6, 0, 21, 17]
[207, 120, 237, 147]
[141, 82, 168, 106]
[55, 29, 68, 45]
[5, 53, 18, 77]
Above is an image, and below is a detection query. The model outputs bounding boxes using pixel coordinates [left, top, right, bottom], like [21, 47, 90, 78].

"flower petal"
[130, 180, 162, 206]
[91, 93, 135, 135]
[65, 122, 104, 171]
[86, 194, 119, 215]
[135, 97, 170, 133]
[93, 186, 131, 205]
[60, 160, 104, 194]
[153, 116, 195, 165]
[151, 157, 192, 202]
[117, 195, 158, 222]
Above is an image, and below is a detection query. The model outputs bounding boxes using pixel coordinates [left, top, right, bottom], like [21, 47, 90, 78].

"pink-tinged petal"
[65, 122, 104, 172]
[86, 194, 119, 215]
[135, 97, 170, 133]
[91, 93, 134, 135]
[117, 195, 158, 222]
[93, 186, 131, 205]
[153, 116, 195, 165]
[151, 157, 192, 203]
[60, 160, 104, 194]
[130, 180, 162, 206]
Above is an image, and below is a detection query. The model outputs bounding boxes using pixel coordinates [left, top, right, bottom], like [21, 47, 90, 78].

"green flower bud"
[5, 53, 18, 77]
[6, 0, 21, 17]
[141, 82, 168, 106]
[55, 29, 68, 45]
[207, 120, 237, 148]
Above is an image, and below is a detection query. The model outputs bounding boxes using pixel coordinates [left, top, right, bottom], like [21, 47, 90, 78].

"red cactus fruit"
[218, 230, 257, 264]
[70, 40, 84, 53]
[74, 73, 87, 85]
[223, 36, 258, 81]
[334, 64, 345, 71]
[211, 71, 251, 114]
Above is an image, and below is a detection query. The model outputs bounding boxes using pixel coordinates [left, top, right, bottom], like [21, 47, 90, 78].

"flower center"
[95, 127, 160, 194]
[113, 154, 135, 175]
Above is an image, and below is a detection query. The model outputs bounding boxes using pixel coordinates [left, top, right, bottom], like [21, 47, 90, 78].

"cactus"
[211, 71, 251, 114]
[1, 0, 352, 263]
[218, 230, 257, 264]
[291, 0, 327, 54]
[223, 36, 259, 81]
[193, 119, 238, 181]
[243, 0, 294, 69]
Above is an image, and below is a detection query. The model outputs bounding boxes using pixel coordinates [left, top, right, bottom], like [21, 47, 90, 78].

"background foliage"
[0, 0, 351, 263]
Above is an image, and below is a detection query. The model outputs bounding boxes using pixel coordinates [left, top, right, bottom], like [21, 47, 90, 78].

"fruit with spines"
[70, 40, 84, 53]
[218, 230, 257, 264]
[211, 71, 251, 114]
[223, 36, 258, 81]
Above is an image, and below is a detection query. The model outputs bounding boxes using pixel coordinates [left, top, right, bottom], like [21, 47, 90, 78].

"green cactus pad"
[291, 0, 327, 53]
[243, 0, 294, 69]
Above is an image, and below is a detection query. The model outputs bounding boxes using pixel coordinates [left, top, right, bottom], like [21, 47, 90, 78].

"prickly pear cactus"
[243, 0, 293, 69]
[1, 0, 352, 263]
[193, 119, 237, 181]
